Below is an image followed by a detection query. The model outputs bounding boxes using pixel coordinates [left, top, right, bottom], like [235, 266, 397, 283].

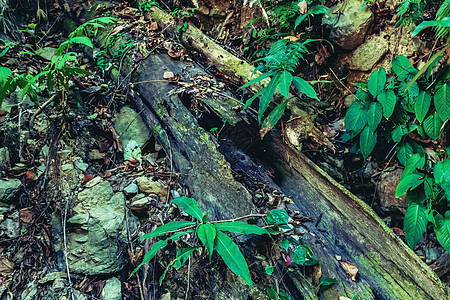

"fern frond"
[436, 0, 450, 37]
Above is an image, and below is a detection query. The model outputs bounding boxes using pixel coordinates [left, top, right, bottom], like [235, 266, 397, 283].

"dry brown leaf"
[19, 208, 33, 223]
[283, 35, 301, 42]
[298, 0, 308, 14]
[149, 21, 158, 31]
[339, 260, 359, 281]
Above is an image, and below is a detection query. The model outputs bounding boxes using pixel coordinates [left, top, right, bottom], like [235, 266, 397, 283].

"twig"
[185, 256, 191, 300]
[63, 195, 75, 300]
[29, 93, 59, 133]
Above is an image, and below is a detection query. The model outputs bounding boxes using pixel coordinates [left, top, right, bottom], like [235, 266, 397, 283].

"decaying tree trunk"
[83, 5, 449, 299]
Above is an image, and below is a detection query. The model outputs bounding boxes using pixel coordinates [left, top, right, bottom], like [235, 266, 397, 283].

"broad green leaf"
[360, 126, 377, 159]
[278, 71, 293, 98]
[368, 67, 386, 97]
[214, 221, 268, 235]
[160, 247, 197, 285]
[215, 230, 253, 288]
[266, 209, 290, 226]
[241, 71, 277, 89]
[142, 220, 196, 239]
[69, 36, 94, 48]
[434, 159, 450, 200]
[396, 141, 413, 166]
[294, 14, 308, 28]
[377, 90, 396, 118]
[259, 73, 281, 122]
[396, 173, 425, 197]
[174, 247, 197, 269]
[262, 98, 289, 130]
[202, 210, 210, 224]
[197, 223, 216, 261]
[290, 247, 307, 265]
[415, 91, 431, 124]
[408, 124, 426, 139]
[435, 211, 450, 253]
[319, 277, 337, 286]
[345, 101, 368, 136]
[392, 55, 416, 80]
[391, 125, 408, 143]
[244, 88, 264, 109]
[0, 67, 12, 83]
[413, 17, 450, 36]
[130, 239, 168, 277]
[402, 153, 425, 179]
[367, 102, 383, 131]
[434, 83, 450, 121]
[355, 88, 371, 104]
[423, 112, 444, 140]
[265, 266, 274, 275]
[280, 239, 289, 250]
[292, 77, 318, 100]
[404, 202, 427, 249]
[173, 197, 203, 222]
[308, 5, 329, 15]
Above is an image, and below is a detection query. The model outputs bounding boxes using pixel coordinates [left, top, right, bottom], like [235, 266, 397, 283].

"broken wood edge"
[266, 133, 448, 298]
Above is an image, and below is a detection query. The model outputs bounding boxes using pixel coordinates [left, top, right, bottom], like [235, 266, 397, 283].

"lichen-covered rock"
[377, 169, 407, 212]
[136, 176, 168, 199]
[348, 35, 389, 71]
[0, 178, 22, 203]
[323, 0, 374, 50]
[99, 277, 122, 300]
[114, 106, 150, 148]
[58, 180, 138, 275]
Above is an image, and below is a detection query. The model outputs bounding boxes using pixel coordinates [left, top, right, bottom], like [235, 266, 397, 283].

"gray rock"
[124, 183, 138, 197]
[0, 178, 22, 203]
[0, 147, 10, 170]
[425, 247, 441, 262]
[348, 35, 389, 71]
[114, 106, 150, 148]
[1, 88, 35, 113]
[61, 180, 138, 275]
[38, 47, 57, 61]
[84, 176, 103, 188]
[136, 177, 168, 199]
[74, 160, 89, 172]
[323, 0, 373, 50]
[377, 169, 407, 212]
[99, 277, 122, 300]
[0, 215, 20, 238]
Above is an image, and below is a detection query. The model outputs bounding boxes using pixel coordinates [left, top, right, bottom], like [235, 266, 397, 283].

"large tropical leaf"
[423, 112, 444, 140]
[392, 55, 416, 80]
[434, 83, 450, 121]
[259, 73, 281, 122]
[402, 153, 425, 179]
[345, 101, 368, 136]
[0, 67, 12, 83]
[415, 91, 432, 124]
[292, 76, 318, 100]
[173, 197, 203, 222]
[396, 141, 414, 167]
[367, 102, 383, 131]
[359, 126, 377, 159]
[377, 89, 397, 118]
[396, 173, 425, 197]
[435, 211, 450, 253]
[404, 202, 427, 249]
[214, 221, 268, 235]
[215, 230, 253, 288]
[197, 223, 216, 261]
[434, 159, 450, 200]
[368, 67, 386, 97]
[278, 70, 293, 98]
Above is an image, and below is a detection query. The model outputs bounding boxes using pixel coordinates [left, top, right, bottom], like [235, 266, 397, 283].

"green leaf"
[265, 266, 274, 275]
[197, 223, 216, 261]
[202, 210, 210, 223]
[360, 126, 377, 159]
[345, 101, 368, 136]
[404, 202, 427, 249]
[0, 67, 12, 83]
[408, 124, 426, 139]
[294, 14, 308, 28]
[241, 71, 277, 89]
[434, 159, 450, 200]
[396, 173, 425, 197]
[377, 90, 397, 119]
[174, 247, 197, 270]
[392, 55, 416, 81]
[69, 36, 93, 48]
[292, 77, 318, 100]
[244, 88, 264, 109]
[130, 239, 168, 277]
[290, 247, 308, 265]
[142, 220, 196, 239]
[215, 230, 253, 288]
[319, 277, 337, 286]
[435, 211, 450, 253]
[173, 197, 203, 222]
[214, 221, 268, 235]
[262, 98, 289, 130]
[412, 17, 450, 36]
[367, 102, 383, 131]
[280, 239, 289, 250]
[434, 83, 450, 121]
[391, 125, 408, 143]
[368, 67, 386, 97]
[402, 153, 425, 179]
[266, 209, 290, 226]
[415, 91, 431, 124]
[396, 141, 413, 166]
[278, 71, 293, 98]
[423, 112, 444, 140]
[259, 73, 281, 122]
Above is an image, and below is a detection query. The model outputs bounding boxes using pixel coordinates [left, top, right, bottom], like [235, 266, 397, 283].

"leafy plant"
[131, 196, 271, 287]
[240, 38, 319, 135]
[395, 0, 427, 27]
[139, 1, 159, 12]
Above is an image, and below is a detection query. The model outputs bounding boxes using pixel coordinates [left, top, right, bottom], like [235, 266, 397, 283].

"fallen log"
[82, 7, 449, 299]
